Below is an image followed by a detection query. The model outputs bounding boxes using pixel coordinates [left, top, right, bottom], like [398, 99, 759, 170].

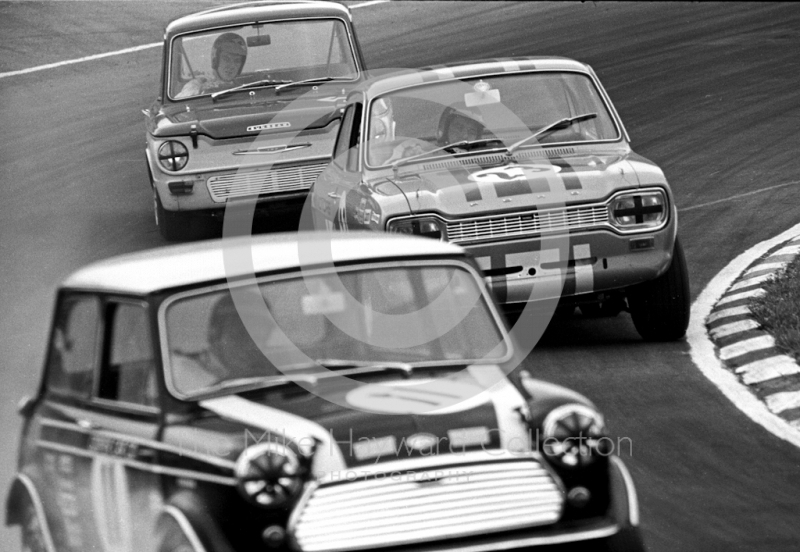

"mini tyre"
[627, 236, 690, 341]
[599, 526, 647, 552]
[157, 517, 198, 552]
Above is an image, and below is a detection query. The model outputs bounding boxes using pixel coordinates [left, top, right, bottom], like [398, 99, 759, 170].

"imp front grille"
[292, 459, 564, 552]
[206, 162, 327, 202]
[447, 204, 609, 244]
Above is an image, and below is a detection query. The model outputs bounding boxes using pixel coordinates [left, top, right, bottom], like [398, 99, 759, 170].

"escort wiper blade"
[210, 77, 292, 101]
[506, 113, 597, 156]
[390, 138, 501, 177]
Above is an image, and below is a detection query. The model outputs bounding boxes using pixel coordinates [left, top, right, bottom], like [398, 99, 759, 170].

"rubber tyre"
[154, 187, 192, 242]
[20, 501, 47, 552]
[599, 526, 647, 552]
[157, 519, 197, 552]
[627, 236, 690, 341]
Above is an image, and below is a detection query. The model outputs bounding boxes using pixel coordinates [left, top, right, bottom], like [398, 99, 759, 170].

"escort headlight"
[609, 190, 666, 230]
[372, 98, 390, 117]
[370, 98, 394, 143]
[387, 217, 445, 240]
[235, 442, 306, 508]
[542, 404, 607, 469]
[157, 140, 189, 171]
[371, 118, 388, 141]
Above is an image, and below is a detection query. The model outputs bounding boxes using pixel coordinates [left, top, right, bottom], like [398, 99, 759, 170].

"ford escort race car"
[310, 58, 690, 341]
[144, 1, 366, 240]
[7, 232, 644, 552]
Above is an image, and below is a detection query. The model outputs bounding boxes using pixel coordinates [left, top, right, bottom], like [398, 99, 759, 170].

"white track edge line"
[687, 221, 800, 449]
[0, 0, 387, 80]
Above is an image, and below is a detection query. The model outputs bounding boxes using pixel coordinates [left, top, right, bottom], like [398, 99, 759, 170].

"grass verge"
[750, 255, 800, 362]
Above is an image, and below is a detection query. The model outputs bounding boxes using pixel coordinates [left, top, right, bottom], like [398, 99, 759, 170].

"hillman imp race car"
[310, 58, 690, 341]
[144, 1, 366, 240]
[7, 232, 644, 551]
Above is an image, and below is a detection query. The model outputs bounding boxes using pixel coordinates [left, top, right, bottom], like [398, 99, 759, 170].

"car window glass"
[169, 19, 358, 100]
[366, 72, 619, 167]
[47, 295, 101, 399]
[98, 303, 157, 408]
[163, 264, 509, 398]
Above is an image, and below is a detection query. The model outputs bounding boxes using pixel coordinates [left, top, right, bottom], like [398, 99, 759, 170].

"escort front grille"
[292, 459, 564, 552]
[446, 204, 609, 244]
[206, 162, 327, 202]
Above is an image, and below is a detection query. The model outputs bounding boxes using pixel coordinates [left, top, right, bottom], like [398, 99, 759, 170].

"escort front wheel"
[627, 236, 690, 341]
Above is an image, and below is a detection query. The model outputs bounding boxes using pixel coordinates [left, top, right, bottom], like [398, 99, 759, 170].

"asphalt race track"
[2, 2, 800, 551]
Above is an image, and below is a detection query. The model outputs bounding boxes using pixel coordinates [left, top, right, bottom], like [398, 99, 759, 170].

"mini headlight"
[542, 404, 607, 469]
[157, 140, 189, 171]
[386, 217, 445, 240]
[609, 190, 666, 230]
[235, 442, 306, 508]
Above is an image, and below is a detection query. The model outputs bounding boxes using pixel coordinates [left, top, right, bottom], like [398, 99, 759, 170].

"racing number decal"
[466, 165, 567, 201]
[91, 458, 133, 552]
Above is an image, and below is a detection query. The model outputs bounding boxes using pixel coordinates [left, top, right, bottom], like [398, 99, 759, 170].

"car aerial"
[6, 232, 644, 552]
[144, 1, 366, 241]
[310, 57, 690, 341]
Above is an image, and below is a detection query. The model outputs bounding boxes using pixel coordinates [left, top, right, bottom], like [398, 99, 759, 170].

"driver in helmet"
[176, 32, 248, 98]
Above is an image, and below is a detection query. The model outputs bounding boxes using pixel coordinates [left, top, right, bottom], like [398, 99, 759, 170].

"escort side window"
[46, 294, 101, 399]
[98, 302, 157, 408]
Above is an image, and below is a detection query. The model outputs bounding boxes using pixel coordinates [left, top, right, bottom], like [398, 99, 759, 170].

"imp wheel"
[153, 187, 192, 241]
[627, 236, 690, 341]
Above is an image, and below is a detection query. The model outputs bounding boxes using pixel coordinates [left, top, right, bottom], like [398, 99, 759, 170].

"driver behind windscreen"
[176, 33, 248, 98]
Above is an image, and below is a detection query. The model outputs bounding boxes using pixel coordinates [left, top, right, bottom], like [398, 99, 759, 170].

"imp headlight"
[157, 140, 189, 172]
[386, 216, 445, 240]
[608, 190, 667, 231]
[235, 442, 307, 508]
[542, 404, 607, 469]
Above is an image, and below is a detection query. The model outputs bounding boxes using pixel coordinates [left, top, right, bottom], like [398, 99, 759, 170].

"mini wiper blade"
[212, 373, 320, 393]
[210, 77, 292, 100]
[274, 76, 349, 91]
[506, 113, 597, 156]
[314, 359, 414, 376]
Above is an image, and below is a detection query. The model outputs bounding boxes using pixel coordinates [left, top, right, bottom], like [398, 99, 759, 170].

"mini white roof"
[62, 232, 466, 295]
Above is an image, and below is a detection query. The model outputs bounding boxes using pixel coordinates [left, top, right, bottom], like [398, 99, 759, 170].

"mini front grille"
[446, 204, 609, 244]
[292, 459, 564, 552]
[206, 162, 327, 202]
